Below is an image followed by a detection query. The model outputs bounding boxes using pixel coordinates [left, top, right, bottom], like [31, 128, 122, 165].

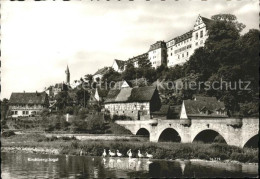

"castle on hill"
[93, 15, 211, 81]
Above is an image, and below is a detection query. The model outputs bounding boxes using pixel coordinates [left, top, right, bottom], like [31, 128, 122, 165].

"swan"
[116, 150, 122, 157]
[127, 149, 133, 158]
[138, 150, 143, 158]
[146, 152, 153, 159]
[147, 161, 153, 164]
[102, 149, 106, 157]
[109, 150, 115, 157]
[80, 149, 83, 156]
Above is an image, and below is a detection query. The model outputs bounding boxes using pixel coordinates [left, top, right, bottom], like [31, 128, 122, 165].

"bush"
[65, 106, 74, 115]
[2, 131, 15, 137]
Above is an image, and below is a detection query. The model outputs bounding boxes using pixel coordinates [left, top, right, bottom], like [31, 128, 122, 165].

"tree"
[55, 91, 73, 111]
[165, 65, 184, 81]
[1, 98, 9, 120]
[102, 68, 121, 88]
[138, 57, 152, 68]
[75, 88, 90, 107]
[182, 14, 258, 116]
[122, 62, 136, 80]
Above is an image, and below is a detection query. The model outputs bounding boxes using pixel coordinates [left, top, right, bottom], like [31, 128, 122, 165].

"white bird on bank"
[127, 149, 132, 158]
[109, 150, 115, 157]
[146, 152, 153, 159]
[116, 150, 122, 157]
[80, 149, 83, 156]
[138, 150, 143, 158]
[102, 149, 106, 157]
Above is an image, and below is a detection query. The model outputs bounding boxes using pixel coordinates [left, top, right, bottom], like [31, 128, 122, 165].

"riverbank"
[1, 133, 258, 164]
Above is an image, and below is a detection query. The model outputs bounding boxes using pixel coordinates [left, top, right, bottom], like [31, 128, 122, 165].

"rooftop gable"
[9, 92, 48, 105]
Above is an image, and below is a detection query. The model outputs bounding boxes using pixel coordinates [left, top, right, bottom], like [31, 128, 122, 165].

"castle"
[93, 15, 212, 80]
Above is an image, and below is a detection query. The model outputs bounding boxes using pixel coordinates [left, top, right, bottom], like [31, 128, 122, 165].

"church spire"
[65, 65, 70, 85]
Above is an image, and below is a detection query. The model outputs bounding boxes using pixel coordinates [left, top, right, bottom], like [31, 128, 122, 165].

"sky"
[1, 0, 259, 99]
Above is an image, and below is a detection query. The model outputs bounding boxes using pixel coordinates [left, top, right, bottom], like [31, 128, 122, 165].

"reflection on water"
[1, 152, 258, 178]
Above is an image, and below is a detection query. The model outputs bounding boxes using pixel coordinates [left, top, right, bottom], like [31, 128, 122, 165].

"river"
[1, 152, 258, 178]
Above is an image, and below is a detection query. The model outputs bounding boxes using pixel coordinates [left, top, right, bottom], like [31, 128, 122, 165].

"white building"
[148, 41, 167, 68]
[9, 92, 49, 118]
[167, 15, 212, 67]
[111, 59, 126, 73]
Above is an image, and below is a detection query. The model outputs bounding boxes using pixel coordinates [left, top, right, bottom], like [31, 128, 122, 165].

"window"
[182, 54, 184, 57]
[196, 32, 198, 40]
[200, 30, 203, 38]
[200, 40, 203, 45]
[187, 52, 189, 57]
[196, 42, 198, 46]
[178, 55, 180, 59]
[171, 53, 172, 56]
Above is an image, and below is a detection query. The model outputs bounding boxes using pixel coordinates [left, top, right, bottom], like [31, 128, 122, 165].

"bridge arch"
[136, 128, 150, 137]
[243, 134, 259, 148]
[192, 129, 227, 144]
[158, 128, 181, 142]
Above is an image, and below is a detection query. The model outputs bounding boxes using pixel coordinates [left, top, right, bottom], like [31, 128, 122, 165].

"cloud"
[1, 0, 258, 99]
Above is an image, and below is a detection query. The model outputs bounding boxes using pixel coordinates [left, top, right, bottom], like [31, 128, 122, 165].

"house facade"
[148, 41, 167, 68]
[104, 83, 161, 120]
[167, 15, 211, 67]
[9, 92, 49, 118]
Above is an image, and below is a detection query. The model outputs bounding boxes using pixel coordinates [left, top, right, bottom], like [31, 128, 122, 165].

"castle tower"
[65, 65, 70, 85]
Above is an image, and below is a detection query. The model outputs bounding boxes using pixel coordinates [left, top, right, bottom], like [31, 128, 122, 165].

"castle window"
[196, 42, 198, 46]
[171, 53, 172, 56]
[187, 52, 189, 56]
[196, 32, 198, 40]
[200, 30, 203, 38]
[182, 54, 184, 57]
[178, 55, 180, 59]
[200, 40, 203, 44]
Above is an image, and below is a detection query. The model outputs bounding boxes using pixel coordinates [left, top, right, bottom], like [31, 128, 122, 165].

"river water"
[1, 152, 258, 178]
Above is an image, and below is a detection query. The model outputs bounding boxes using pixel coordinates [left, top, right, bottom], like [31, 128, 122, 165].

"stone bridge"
[115, 118, 259, 148]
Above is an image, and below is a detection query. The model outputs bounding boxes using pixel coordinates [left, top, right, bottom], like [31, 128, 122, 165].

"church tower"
[65, 65, 70, 85]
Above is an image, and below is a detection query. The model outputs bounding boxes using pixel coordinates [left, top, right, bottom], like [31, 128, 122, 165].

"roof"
[174, 30, 193, 44]
[9, 92, 48, 105]
[114, 59, 126, 71]
[152, 105, 170, 116]
[183, 99, 227, 118]
[149, 41, 166, 51]
[93, 67, 109, 76]
[128, 86, 156, 102]
[201, 16, 213, 27]
[113, 78, 149, 89]
[128, 53, 148, 63]
[104, 86, 157, 103]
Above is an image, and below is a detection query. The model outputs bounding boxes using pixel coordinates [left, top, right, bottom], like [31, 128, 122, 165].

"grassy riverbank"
[1, 133, 258, 163]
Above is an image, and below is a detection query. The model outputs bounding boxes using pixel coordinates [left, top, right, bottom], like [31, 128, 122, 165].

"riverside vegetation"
[1, 133, 258, 164]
